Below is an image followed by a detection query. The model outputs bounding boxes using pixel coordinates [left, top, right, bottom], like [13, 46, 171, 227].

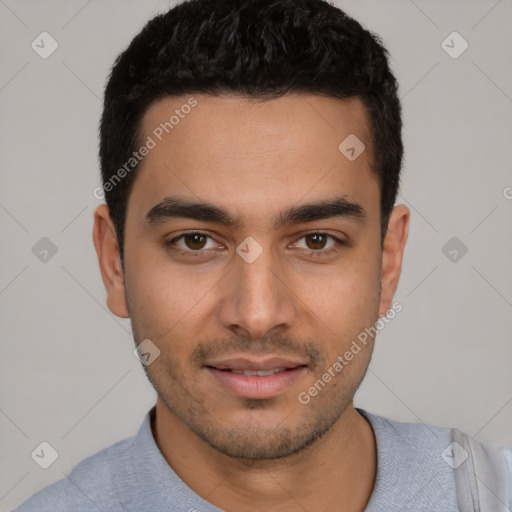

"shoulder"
[496, 443, 512, 508]
[358, 407, 454, 453]
[360, 407, 512, 469]
[12, 436, 134, 512]
[499, 443, 512, 473]
[358, 408, 512, 510]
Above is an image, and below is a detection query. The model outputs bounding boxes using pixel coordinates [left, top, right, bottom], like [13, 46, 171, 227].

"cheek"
[306, 251, 380, 317]
[299, 249, 381, 367]
[125, 248, 219, 339]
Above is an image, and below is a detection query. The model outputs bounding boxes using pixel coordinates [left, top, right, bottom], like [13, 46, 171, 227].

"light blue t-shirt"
[12, 406, 512, 511]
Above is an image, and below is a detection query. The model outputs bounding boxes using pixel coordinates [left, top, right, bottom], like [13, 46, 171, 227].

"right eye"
[166, 231, 224, 258]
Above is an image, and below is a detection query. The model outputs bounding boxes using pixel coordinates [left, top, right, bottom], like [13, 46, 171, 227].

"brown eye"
[166, 231, 218, 255]
[291, 232, 345, 258]
[182, 233, 208, 250]
[304, 233, 329, 250]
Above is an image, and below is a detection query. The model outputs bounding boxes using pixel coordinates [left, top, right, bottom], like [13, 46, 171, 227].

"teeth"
[230, 368, 287, 376]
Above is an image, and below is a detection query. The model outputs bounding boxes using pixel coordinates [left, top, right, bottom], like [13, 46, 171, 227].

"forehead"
[128, 93, 379, 228]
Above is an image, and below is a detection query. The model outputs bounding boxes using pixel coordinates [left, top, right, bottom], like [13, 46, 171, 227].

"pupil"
[186, 234, 206, 250]
[307, 234, 326, 250]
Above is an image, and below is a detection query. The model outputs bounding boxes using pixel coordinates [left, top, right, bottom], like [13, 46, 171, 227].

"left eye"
[292, 233, 339, 251]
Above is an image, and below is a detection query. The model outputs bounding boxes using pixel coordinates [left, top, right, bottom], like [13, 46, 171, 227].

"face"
[94, 93, 409, 460]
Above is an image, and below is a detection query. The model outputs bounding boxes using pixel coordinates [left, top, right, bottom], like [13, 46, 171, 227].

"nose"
[217, 242, 298, 340]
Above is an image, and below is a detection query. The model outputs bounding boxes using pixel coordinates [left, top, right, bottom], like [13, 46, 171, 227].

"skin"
[93, 93, 409, 511]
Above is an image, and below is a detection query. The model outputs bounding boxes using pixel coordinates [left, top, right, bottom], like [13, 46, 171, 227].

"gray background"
[1, 0, 511, 509]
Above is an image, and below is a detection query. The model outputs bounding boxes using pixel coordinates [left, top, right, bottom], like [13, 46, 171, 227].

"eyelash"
[165, 230, 346, 259]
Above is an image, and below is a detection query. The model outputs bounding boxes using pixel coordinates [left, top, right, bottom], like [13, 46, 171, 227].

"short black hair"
[99, 0, 403, 261]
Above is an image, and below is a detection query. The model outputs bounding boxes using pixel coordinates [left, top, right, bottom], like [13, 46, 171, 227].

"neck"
[152, 398, 377, 512]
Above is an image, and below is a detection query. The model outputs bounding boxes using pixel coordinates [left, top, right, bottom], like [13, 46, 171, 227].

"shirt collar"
[120, 406, 455, 511]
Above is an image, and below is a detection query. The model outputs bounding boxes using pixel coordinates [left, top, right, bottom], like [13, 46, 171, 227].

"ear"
[92, 204, 130, 318]
[378, 204, 410, 317]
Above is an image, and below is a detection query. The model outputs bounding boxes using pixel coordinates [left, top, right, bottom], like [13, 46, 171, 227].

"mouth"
[216, 367, 291, 376]
[204, 356, 308, 399]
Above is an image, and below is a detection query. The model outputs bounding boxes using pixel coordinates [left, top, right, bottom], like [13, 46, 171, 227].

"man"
[14, 0, 512, 510]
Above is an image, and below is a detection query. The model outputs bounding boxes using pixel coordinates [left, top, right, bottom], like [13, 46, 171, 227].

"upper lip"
[205, 356, 307, 372]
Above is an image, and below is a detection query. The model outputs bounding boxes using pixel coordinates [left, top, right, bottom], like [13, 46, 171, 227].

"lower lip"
[206, 366, 307, 399]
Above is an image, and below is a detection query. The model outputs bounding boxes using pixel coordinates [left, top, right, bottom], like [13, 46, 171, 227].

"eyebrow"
[145, 195, 366, 230]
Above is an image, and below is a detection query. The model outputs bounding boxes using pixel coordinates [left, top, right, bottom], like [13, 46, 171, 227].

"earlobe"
[92, 204, 130, 319]
[378, 205, 410, 317]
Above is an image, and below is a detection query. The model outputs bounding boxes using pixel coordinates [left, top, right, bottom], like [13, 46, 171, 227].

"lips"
[204, 356, 308, 399]
[205, 356, 307, 372]
[229, 368, 287, 376]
